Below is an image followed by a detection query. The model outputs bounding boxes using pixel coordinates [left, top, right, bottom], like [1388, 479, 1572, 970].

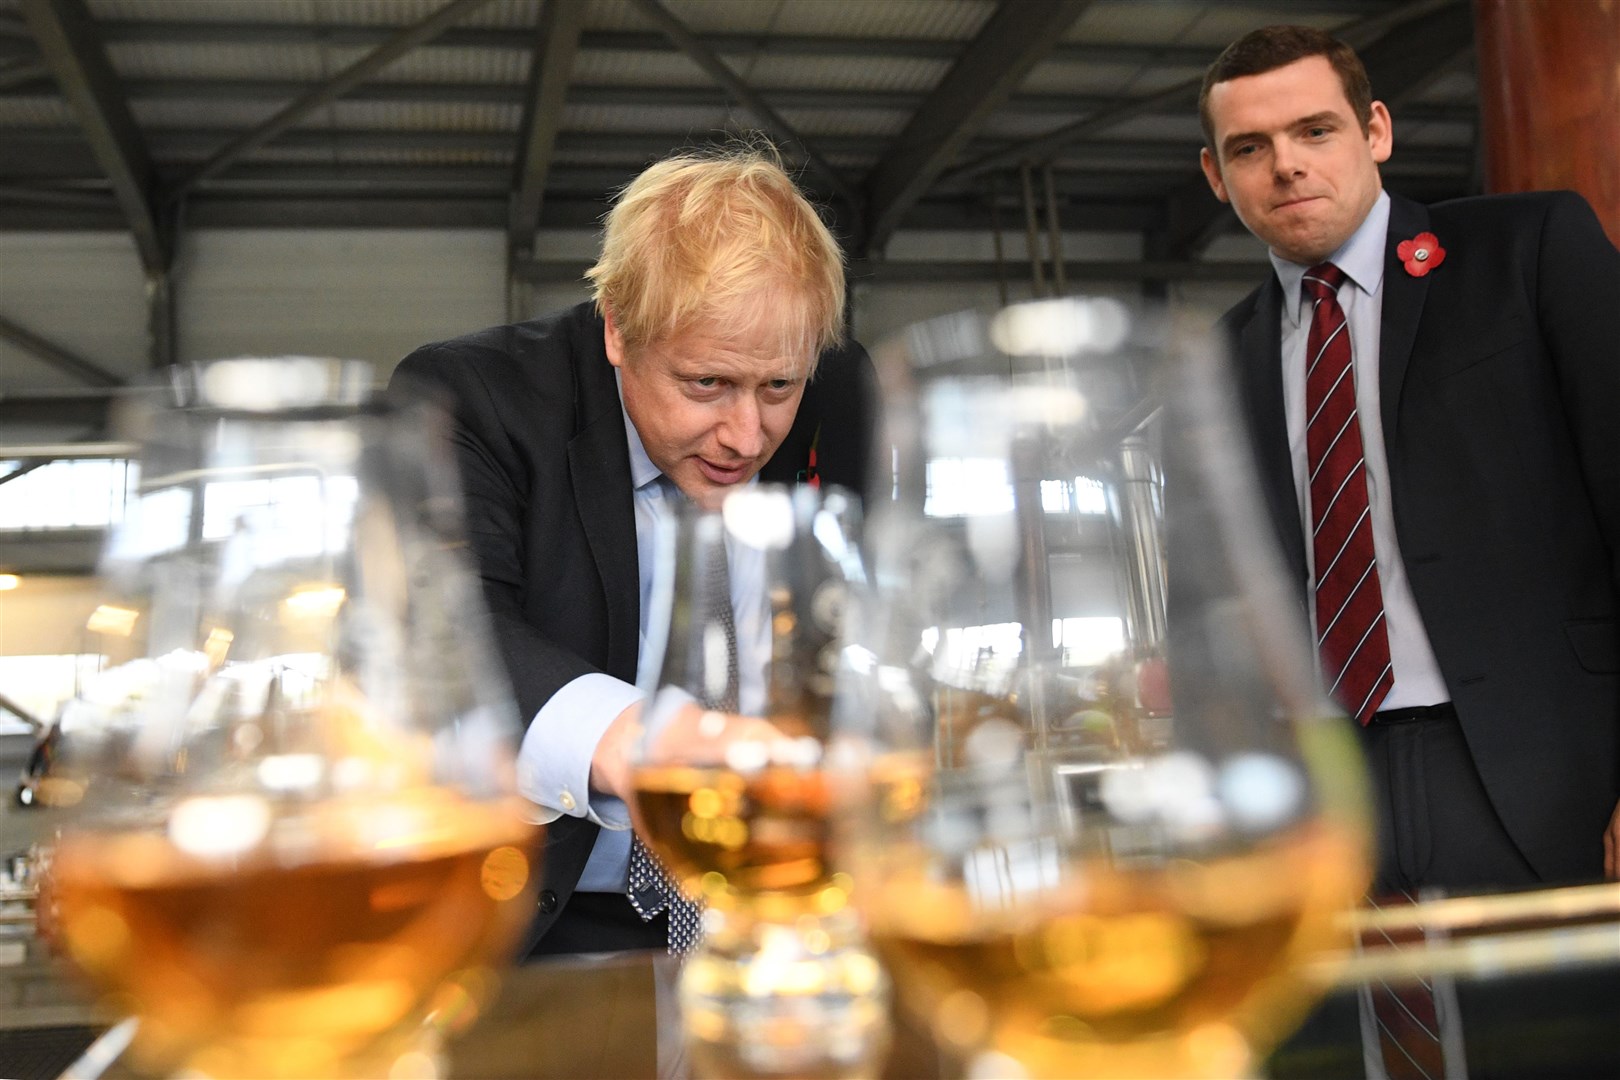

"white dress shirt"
[1270, 190, 1449, 710]
[514, 374, 769, 891]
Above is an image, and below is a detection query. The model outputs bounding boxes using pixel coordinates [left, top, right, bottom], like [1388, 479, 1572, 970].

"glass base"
[678, 906, 891, 1079]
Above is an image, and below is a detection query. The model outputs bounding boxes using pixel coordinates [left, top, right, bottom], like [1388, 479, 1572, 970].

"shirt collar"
[615, 368, 662, 491]
[1270, 189, 1391, 328]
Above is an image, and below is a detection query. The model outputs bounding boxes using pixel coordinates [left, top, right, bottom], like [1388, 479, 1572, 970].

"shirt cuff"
[516, 672, 643, 830]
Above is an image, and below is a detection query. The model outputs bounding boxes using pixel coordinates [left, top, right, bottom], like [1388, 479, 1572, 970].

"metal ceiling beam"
[0, 57, 49, 91]
[19, 77, 1088, 116]
[18, 0, 166, 274]
[515, 256, 1275, 286]
[14, 76, 1478, 127]
[0, 183, 113, 209]
[7, 129, 1474, 173]
[510, 0, 586, 259]
[172, 0, 494, 196]
[626, 0, 862, 223]
[1157, 0, 1477, 260]
[85, 13, 1398, 64]
[940, 0, 1465, 187]
[0, 312, 126, 387]
[863, 0, 1091, 255]
[0, 192, 1182, 234]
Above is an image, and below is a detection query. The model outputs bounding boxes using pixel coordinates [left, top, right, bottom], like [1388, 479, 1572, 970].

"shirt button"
[558, 790, 576, 811]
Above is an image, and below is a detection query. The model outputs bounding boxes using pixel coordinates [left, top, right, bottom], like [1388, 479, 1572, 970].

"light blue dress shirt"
[514, 374, 769, 892]
[1269, 189, 1448, 710]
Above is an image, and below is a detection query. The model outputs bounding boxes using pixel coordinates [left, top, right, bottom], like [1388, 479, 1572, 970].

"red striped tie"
[1304, 263, 1392, 724]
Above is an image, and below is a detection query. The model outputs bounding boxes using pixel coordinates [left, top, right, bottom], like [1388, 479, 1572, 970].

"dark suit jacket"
[391, 301, 877, 952]
[1221, 190, 1620, 882]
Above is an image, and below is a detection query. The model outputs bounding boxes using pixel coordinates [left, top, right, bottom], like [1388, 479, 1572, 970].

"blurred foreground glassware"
[834, 300, 1372, 1079]
[632, 484, 889, 1078]
[35, 358, 537, 1079]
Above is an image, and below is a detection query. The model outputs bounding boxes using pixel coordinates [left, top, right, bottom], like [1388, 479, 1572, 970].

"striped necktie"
[1362, 890, 1459, 1079]
[1303, 262, 1392, 724]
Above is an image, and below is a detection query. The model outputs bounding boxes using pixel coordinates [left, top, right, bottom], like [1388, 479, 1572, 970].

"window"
[0, 459, 133, 531]
[0, 654, 104, 734]
[925, 459, 1110, 519]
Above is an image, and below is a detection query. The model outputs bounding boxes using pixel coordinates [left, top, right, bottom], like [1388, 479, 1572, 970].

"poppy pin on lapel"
[1396, 232, 1446, 277]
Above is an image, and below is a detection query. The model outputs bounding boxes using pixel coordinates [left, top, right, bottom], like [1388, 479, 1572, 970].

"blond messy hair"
[586, 144, 846, 367]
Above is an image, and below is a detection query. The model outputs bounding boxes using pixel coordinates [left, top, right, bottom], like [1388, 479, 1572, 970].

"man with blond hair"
[393, 147, 874, 956]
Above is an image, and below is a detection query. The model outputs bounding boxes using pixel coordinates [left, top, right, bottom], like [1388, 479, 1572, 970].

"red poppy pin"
[1396, 232, 1446, 277]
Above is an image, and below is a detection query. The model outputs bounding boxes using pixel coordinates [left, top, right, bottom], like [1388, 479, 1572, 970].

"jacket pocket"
[1565, 617, 1620, 674]
[1422, 316, 1529, 382]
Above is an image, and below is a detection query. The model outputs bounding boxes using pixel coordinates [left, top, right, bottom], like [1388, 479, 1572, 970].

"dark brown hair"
[1199, 25, 1373, 150]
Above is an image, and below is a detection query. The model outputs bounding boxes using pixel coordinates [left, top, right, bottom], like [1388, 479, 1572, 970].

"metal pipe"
[988, 179, 1009, 308]
[1118, 431, 1168, 650]
[0, 442, 137, 460]
[1042, 163, 1066, 296]
[1019, 162, 1046, 298]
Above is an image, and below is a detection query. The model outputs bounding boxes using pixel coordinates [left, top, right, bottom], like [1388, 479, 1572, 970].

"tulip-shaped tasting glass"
[37, 358, 537, 1080]
[833, 300, 1372, 1079]
[631, 483, 888, 1079]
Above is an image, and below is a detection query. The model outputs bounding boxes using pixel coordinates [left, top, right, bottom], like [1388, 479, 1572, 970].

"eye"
[767, 379, 791, 391]
[693, 376, 720, 389]
[1306, 126, 1330, 138]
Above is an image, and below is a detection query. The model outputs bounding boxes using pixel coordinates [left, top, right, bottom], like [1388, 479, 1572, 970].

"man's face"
[605, 308, 809, 508]
[1200, 55, 1392, 266]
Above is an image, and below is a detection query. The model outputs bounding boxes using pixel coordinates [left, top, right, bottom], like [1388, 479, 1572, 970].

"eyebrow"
[1220, 111, 1343, 159]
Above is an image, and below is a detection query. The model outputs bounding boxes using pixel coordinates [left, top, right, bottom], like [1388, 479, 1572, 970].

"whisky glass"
[834, 301, 1372, 1079]
[632, 483, 888, 1078]
[36, 358, 537, 1079]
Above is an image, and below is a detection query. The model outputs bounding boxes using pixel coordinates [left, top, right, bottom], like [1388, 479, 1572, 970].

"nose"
[1272, 141, 1306, 181]
[717, 393, 766, 461]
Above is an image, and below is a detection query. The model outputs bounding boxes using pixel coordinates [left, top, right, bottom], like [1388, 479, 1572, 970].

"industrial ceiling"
[0, 0, 1479, 384]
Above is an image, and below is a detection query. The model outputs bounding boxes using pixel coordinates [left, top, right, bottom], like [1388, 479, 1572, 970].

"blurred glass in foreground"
[633, 485, 888, 1078]
[33, 358, 537, 1079]
[834, 300, 1372, 1079]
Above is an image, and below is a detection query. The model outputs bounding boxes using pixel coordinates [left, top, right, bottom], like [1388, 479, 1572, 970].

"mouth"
[1274, 195, 1324, 211]
[695, 458, 751, 486]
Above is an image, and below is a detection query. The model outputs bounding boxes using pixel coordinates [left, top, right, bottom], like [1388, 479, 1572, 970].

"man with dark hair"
[1198, 25, 1620, 894]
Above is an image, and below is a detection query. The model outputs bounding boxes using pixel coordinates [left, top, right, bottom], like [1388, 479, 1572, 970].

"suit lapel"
[1378, 194, 1433, 442]
[1234, 279, 1309, 584]
[566, 321, 641, 682]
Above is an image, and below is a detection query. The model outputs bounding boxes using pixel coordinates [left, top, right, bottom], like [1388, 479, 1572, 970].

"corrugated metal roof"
[727, 56, 953, 94]
[765, 0, 993, 40]
[89, 0, 323, 24]
[0, 98, 76, 128]
[3, 0, 1483, 257]
[1184, 4, 1349, 44]
[323, 99, 522, 131]
[570, 50, 712, 88]
[106, 42, 336, 81]
[1066, 2, 1207, 44]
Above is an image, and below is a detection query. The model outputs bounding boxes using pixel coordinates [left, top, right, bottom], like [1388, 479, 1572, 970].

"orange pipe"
[1473, 0, 1620, 247]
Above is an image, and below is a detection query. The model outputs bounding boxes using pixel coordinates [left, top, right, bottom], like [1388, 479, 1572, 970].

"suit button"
[538, 890, 558, 914]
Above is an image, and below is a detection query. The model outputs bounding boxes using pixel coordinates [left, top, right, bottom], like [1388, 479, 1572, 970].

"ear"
[1367, 100, 1394, 165]
[602, 306, 626, 369]
[1199, 147, 1230, 203]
